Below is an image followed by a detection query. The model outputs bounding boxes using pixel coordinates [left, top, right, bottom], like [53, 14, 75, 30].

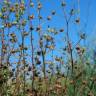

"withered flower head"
[37, 50, 41, 56]
[61, 2, 66, 7]
[20, 4, 25, 10]
[30, 26, 34, 30]
[55, 57, 61, 62]
[38, 3, 42, 9]
[36, 26, 41, 31]
[22, 20, 27, 26]
[76, 46, 80, 51]
[23, 31, 29, 36]
[60, 29, 64, 32]
[10, 33, 16, 37]
[47, 16, 51, 21]
[1, 7, 7, 13]
[52, 10, 56, 15]
[10, 6, 15, 12]
[38, 15, 43, 19]
[30, 2, 34, 7]
[80, 33, 86, 39]
[70, 9, 74, 15]
[29, 14, 34, 20]
[75, 18, 80, 24]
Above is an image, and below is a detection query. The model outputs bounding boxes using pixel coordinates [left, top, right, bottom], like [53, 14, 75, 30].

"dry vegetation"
[0, 0, 96, 96]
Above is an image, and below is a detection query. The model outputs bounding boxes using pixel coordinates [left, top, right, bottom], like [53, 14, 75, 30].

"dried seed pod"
[20, 4, 25, 10]
[37, 51, 41, 56]
[36, 26, 41, 31]
[23, 32, 29, 36]
[80, 33, 86, 39]
[35, 57, 41, 65]
[29, 14, 34, 20]
[61, 2, 66, 7]
[5, 23, 12, 28]
[60, 29, 64, 32]
[38, 15, 43, 19]
[22, 20, 26, 26]
[52, 10, 56, 15]
[76, 46, 80, 51]
[24, 47, 28, 50]
[10, 33, 16, 37]
[12, 21, 17, 26]
[75, 18, 80, 23]
[38, 3, 42, 9]
[44, 35, 53, 41]
[15, 13, 19, 18]
[1, 15, 8, 19]
[30, 2, 34, 7]
[70, 9, 74, 15]
[15, 3, 19, 8]
[30, 26, 34, 30]
[10, 6, 15, 12]
[47, 16, 51, 20]
[1, 7, 7, 13]
[55, 57, 61, 62]
[11, 50, 16, 54]
[49, 45, 55, 50]
[10, 38, 17, 43]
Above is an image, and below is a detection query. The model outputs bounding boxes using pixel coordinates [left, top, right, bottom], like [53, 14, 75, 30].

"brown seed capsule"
[70, 9, 74, 15]
[82, 80, 87, 85]
[23, 32, 29, 36]
[30, 2, 34, 7]
[2, 15, 8, 19]
[1, 7, 7, 12]
[60, 29, 64, 32]
[80, 33, 86, 39]
[37, 51, 41, 56]
[47, 16, 51, 20]
[5, 23, 12, 28]
[29, 14, 34, 19]
[30, 26, 34, 30]
[20, 4, 25, 10]
[22, 20, 26, 26]
[10, 6, 15, 12]
[61, 2, 66, 7]
[10, 33, 16, 37]
[46, 35, 53, 41]
[36, 26, 41, 31]
[38, 3, 42, 9]
[12, 21, 17, 26]
[55, 57, 61, 62]
[52, 10, 56, 15]
[75, 18, 80, 23]
[38, 15, 43, 19]
[76, 46, 80, 51]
